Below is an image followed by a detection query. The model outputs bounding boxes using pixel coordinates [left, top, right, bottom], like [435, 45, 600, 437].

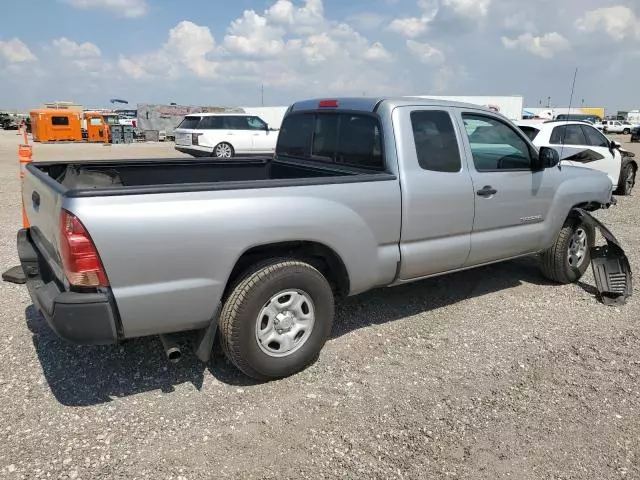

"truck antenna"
[559, 67, 578, 160]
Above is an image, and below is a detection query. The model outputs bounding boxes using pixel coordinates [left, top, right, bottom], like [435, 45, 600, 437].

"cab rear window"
[177, 116, 202, 129]
[276, 112, 384, 171]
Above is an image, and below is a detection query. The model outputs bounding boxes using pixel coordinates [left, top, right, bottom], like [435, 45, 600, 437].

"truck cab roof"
[288, 96, 500, 115]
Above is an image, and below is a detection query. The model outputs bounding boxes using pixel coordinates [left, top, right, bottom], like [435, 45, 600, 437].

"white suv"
[516, 120, 636, 195]
[174, 113, 278, 158]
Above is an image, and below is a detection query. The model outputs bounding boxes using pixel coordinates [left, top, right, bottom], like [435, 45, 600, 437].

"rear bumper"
[175, 145, 213, 157]
[17, 228, 119, 345]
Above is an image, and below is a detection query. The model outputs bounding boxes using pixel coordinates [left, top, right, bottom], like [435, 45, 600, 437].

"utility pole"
[261, 84, 264, 106]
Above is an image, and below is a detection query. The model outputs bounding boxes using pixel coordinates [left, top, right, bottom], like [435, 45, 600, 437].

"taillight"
[192, 133, 200, 145]
[59, 210, 109, 287]
[132, 120, 136, 128]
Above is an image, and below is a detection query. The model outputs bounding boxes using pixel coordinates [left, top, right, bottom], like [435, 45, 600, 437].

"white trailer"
[410, 95, 524, 121]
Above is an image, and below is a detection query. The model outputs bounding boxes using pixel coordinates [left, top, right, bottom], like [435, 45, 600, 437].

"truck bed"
[31, 156, 391, 197]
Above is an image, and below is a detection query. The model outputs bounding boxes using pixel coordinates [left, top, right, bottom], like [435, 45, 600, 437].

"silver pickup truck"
[11, 97, 619, 380]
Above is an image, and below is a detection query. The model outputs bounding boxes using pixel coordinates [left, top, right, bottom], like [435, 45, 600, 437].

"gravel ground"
[0, 131, 638, 479]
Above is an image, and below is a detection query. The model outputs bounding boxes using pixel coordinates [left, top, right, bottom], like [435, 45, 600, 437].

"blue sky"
[1, 0, 639, 112]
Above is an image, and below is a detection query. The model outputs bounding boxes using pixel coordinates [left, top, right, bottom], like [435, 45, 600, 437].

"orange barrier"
[18, 141, 33, 228]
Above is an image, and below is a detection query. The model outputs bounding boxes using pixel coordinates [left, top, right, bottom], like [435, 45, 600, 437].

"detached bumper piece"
[2, 265, 26, 284]
[574, 208, 632, 306]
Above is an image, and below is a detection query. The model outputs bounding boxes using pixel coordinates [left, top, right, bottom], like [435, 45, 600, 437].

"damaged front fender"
[573, 208, 633, 306]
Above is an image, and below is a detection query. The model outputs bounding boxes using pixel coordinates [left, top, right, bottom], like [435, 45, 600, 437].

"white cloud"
[388, 17, 431, 38]
[443, 0, 491, 18]
[224, 10, 286, 57]
[575, 6, 640, 41]
[52, 37, 101, 57]
[118, 1, 396, 97]
[347, 12, 388, 30]
[118, 57, 146, 79]
[406, 40, 445, 64]
[0, 38, 37, 63]
[501, 32, 570, 58]
[65, 0, 147, 18]
[387, 0, 438, 38]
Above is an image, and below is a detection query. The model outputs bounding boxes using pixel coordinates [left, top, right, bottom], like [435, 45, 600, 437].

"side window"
[177, 116, 201, 129]
[89, 118, 102, 126]
[550, 125, 587, 145]
[410, 110, 461, 172]
[461, 114, 532, 171]
[246, 116, 267, 130]
[276, 113, 314, 156]
[198, 116, 223, 129]
[52, 116, 69, 126]
[581, 125, 609, 148]
[222, 116, 249, 130]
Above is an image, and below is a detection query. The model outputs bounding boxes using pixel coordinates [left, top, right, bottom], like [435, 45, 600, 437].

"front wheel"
[615, 161, 636, 196]
[219, 259, 335, 380]
[540, 217, 594, 284]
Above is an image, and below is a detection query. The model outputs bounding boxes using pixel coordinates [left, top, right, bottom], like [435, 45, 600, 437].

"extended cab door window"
[410, 110, 461, 172]
[462, 114, 532, 171]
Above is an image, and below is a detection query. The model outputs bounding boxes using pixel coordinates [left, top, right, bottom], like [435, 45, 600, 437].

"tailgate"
[174, 130, 193, 146]
[22, 165, 65, 280]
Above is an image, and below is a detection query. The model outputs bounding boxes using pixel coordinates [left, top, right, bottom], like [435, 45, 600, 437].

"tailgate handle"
[31, 191, 40, 209]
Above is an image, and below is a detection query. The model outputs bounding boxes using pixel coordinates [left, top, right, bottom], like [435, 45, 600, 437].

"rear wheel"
[615, 161, 636, 196]
[540, 216, 594, 284]
[213, 142, 234, 158]
[623, 128, 631, 135]
[219, 259, 335, 380]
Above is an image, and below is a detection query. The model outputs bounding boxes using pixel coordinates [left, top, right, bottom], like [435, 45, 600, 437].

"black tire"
[213, 142, 234, 158]
[540, 216, 595, 284]
[219, 258, 335, 380]
[623, 129, 631, 135]
[615, 161, 636, 196]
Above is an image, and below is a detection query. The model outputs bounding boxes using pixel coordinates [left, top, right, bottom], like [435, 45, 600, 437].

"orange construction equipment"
[30, 109, 82, 142]
[83, 111, 111, 143]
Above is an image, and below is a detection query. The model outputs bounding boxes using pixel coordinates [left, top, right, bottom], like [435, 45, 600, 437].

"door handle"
[476, 185, 497, 197]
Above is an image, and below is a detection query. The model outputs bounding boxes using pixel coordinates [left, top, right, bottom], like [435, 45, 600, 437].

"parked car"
[631, 126, 640, 143]
[174, 113, 278, 158]
[516, 119, 636, 196]
[596, 120, 632, 134]
[13, 97, 618, 380]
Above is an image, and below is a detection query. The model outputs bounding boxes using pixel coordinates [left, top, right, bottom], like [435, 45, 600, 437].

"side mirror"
[610, 140, 621, 150]
[538, 146, 560, 170]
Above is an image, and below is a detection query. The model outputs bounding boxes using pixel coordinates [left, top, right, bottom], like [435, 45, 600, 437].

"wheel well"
[224, 241, 350, 299]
